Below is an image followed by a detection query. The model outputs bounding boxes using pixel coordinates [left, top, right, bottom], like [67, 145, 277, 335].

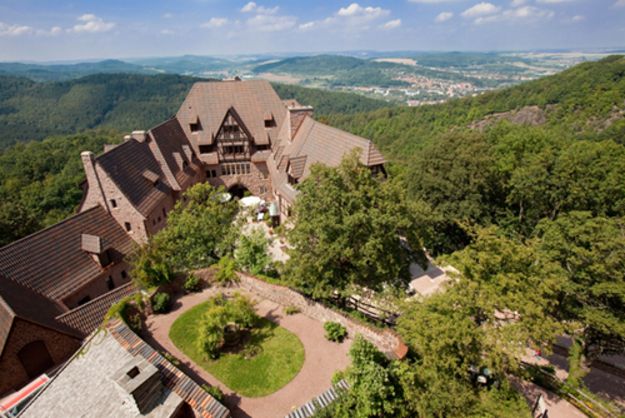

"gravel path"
[143, 287, 352, 418]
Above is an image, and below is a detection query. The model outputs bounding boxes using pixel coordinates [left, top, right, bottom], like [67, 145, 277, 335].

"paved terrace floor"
[143, 287, 352, 418]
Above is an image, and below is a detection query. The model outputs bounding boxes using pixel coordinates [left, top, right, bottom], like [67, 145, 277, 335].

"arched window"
[18, 340, 53, 379]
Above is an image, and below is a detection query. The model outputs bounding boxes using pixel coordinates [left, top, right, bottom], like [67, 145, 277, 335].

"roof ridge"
[0, 205, 105, 252]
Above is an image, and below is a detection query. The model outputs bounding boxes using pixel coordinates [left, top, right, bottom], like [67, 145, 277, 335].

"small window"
[124, 222, 132, 232]
[110, 199, 117, 208]
[183, 160, 189, 169]
[264, 119, 276, 128]
[257, 144, 270, 151]
[121, 270, 128, 279]
[199, 145, 213, 154]
[190, 120, 202, 132]
[162, 208, 167, 218]
[106, 276, 115, 290]
[157, 216, 162, 222]
[78, 296, 91, 306]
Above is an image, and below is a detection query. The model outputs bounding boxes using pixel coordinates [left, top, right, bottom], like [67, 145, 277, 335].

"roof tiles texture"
[96, 139, 172, 217]
[0, 206, 135, 303]
[177, 80, 286, 149]
[55, 282, 137, 335]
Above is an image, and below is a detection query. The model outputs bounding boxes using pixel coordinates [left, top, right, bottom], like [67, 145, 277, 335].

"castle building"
[80, 79, 385, 242]
[0, 79, 384, 400]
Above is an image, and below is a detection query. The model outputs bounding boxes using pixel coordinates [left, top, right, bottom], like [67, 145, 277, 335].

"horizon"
[1, 0, 624, 61]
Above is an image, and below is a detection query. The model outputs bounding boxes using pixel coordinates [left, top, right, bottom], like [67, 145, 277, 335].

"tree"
[328, 335, 407, 418]
[196, 293, 258, 358]
[285, 152, 426, 298]
[153, 182, 240, 272]
[535, 212, 625, 383]
[235, 227, 271, 275]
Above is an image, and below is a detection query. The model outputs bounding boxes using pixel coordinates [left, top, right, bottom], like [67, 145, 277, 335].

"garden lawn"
[169, 301, 305, 397]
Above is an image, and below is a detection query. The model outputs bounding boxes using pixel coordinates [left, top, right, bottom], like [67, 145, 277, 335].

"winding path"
[142, 287, 352, 418]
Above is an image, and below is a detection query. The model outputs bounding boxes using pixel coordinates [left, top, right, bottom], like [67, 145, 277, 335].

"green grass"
[169, 301, 305, 397]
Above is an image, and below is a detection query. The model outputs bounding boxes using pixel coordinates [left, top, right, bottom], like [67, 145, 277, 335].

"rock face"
[470, 105, 547, 131]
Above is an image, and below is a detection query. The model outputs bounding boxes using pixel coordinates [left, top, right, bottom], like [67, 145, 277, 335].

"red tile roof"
[0, 206, 134, 303]
[55, 282, 137, 335]
[176, 80, 286, 151]
[96, 139, 173, 217]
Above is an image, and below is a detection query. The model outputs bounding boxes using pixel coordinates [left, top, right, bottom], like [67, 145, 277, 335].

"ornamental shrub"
[324, 321, 348, 343]
[152, 292, 171, 314]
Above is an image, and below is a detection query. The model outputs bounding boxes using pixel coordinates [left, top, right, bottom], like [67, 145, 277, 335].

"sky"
[0, 0, 623, 61]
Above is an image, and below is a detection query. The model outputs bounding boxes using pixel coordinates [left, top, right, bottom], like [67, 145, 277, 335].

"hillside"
[0, 59, 156, 82]
[0, 73, 390, 148]
[326, 55, 625, 252]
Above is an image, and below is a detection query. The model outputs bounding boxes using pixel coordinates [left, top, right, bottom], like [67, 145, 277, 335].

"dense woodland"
[0, 73, 389, 148]
[0, 56, 624, 416]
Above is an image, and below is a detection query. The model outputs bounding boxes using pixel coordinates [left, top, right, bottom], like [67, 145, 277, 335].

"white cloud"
[163, 13, 173, 19]
[474, 6, 554, 24]
[0, 22, 33, 37]
[381, 19, 401, 29]
[299, 21, 315, 30]
[535, 0, 575, 3]
[160, 29, 175, 35]
[435, 11, 454, 22]
[338, 3, 388, 19]
[241, 2, 279, 14]
[297, 3, 390, 33]
[49, 26, 63, 35]
[511, 0, 527, 6]
[247, 14, 296, 31]
[71, 14, 115, 33]
[202, 17, 229, 28]
[462, 2, 501, 18]
[571, 14, 585, 22]
[615, 0, 625, 6]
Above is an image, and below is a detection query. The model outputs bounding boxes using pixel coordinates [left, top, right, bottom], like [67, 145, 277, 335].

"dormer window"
[264, 119, 276, 128]
[199, 145, 213, 154]
[142, 170, 160, 187]
[190, 117, 202, 133]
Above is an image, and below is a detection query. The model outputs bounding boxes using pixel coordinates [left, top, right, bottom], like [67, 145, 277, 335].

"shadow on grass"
[221, 318, 278, 359]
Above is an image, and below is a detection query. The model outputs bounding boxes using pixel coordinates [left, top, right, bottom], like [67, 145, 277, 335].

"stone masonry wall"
[0, 319, 81, 395]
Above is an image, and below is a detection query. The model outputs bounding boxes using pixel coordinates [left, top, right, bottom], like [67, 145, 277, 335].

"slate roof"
[176, 79, 286, 150]
[148, 118, 201, 190]
[0, 206, 135, 303]
[55, 283, 137, 336]
[0, 278, 81, 354]
[96, 139, 173, 217]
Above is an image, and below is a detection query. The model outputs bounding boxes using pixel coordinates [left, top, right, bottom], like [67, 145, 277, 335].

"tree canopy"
[285, 152, 426, 298]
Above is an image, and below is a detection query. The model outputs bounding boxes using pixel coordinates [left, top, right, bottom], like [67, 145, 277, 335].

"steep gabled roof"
[0, 278, 81, 354]
[282, 116, 386, 180]
[148, 118, 201, 190]
[176, 79, 286, 150]
[96, 139, 173, 217]
[0, 206, 134, 303]
[55, 283, 136, 335]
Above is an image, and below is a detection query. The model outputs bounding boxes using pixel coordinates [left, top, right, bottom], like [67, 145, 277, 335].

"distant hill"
[0, 73, 390, 148]
[0, 59, 157, 82]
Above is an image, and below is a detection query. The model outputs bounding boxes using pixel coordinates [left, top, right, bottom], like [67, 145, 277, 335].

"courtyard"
[142, 285, 352, 418]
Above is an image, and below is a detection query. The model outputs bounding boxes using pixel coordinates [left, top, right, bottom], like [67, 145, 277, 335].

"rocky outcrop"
[470, 105, 547, 131]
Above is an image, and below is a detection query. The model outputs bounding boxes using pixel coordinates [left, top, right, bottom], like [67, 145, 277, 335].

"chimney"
[131, 130, 147, 143]
[113, 357, 163, 415]
[285, 100, 313, 140]
[81, 151, 108, 212]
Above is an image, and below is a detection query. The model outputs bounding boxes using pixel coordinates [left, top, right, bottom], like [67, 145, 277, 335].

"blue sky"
[0, 0, 623, 61]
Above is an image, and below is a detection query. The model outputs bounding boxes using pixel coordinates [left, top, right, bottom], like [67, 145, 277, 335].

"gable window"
[124, 222, 132, 232]
[206, 169, 218, 178]
[256, 144, 270, 151]
[223, 145, 244, 155]
[110, 199, 117, 208]
[223, 125, 240, 134]
[199, 145, 213, 154]
[106, 276, 115, 290]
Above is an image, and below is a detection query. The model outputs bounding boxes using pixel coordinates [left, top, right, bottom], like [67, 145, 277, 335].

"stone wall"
[194, 269, 405, 358]
[0, 319, 81, 395]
